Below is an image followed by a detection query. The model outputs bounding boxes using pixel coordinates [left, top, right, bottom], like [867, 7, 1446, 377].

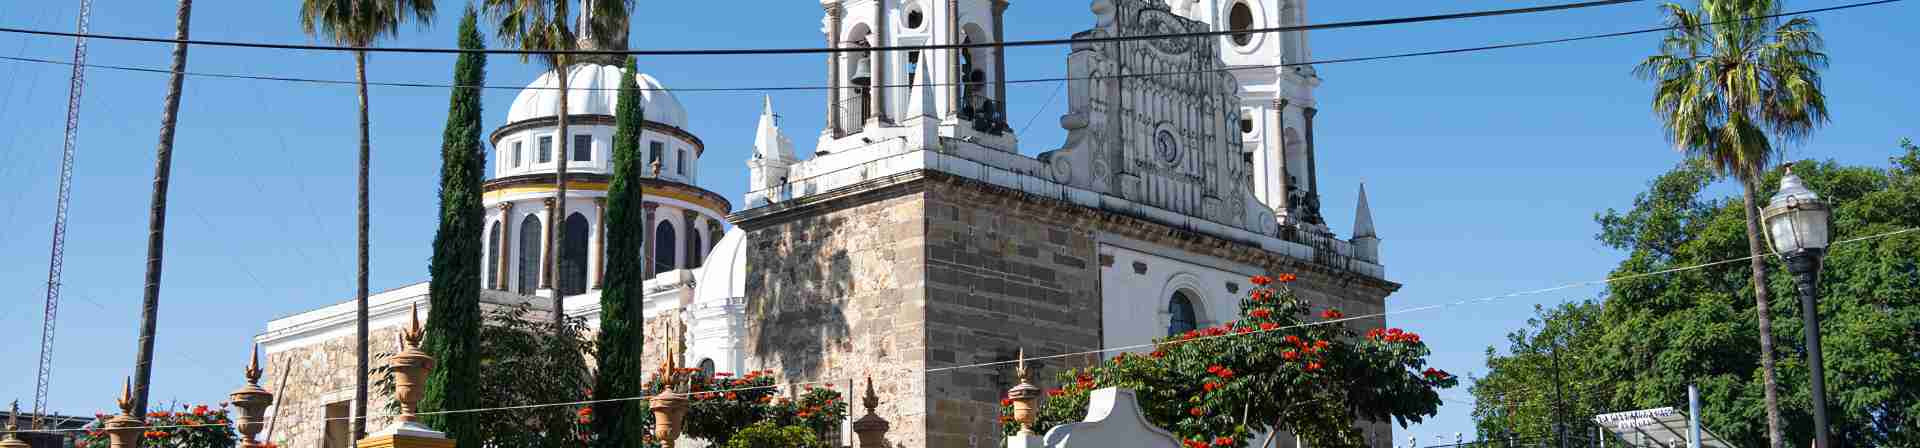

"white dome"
[691, 227, 747, 304]
[506, 63, 690, 130]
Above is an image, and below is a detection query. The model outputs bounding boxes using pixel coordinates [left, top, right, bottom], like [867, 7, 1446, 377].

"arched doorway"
[559, 213, 590, 296]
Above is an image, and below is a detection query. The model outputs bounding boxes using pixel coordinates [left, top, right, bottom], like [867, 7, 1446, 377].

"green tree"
[1473, 147, 1920, 448]
[383, 303, 595, 446]
[1013, 274, 1456, 448]
[724, 421, 823, 448]
[298, 0, 437, 439]
[589, 56, 649, 448]
[1634, 1, 1830, 444]
[480, 0, 632, 337]
[419, 6, 487, 446]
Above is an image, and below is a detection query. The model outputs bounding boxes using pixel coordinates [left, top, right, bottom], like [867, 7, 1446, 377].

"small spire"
[245, 343, 264, 385]
[1015, 348, 1029, 384]
[402, 302, 425, 349]
[862, 375, 880, 414]
[116, 377, 134, 416]
[1353, 181, 1376, 239]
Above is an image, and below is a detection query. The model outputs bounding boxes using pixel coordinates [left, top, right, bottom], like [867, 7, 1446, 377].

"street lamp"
[1761, 166, 1832, 448]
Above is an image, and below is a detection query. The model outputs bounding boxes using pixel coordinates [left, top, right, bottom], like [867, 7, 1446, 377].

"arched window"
[486, 221, 502, 290]
[1229, 2, 1256, 46]
[559, 213, 590, 296]
[1168, 291, 1198, 336]
[654, 220, 677, 274]
[517, 214, 541, 294]
[687, 229, 704, 270]
[698, 358, 716, 380]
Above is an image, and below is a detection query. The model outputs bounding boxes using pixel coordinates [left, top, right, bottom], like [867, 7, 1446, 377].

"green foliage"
[1474, 147, 1920, 447]
[382, 304, 594, 447]
[724, 421, 823, 448]
[1011, 275, 1456, 448]
[299, 0, 436, 47]
[77, 404, 236, 448]
[420, 7, 486, 445]
[1633, 0, 1830, 179]
[590, 56, 650, 448]
[622, 369, 847, 446]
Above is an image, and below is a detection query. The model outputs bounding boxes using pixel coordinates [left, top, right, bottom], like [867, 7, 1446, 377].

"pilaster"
[593, 198, 607, 289]
[541, 197, 556, 289]
[496, 203, 514, 290]
[642, 202, 659, 277]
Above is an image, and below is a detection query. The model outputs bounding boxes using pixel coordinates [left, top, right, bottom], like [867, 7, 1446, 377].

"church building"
[256, 0, 1396, 447]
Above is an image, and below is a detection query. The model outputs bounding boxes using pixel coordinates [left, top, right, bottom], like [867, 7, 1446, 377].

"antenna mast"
[35, 0, 94, 429]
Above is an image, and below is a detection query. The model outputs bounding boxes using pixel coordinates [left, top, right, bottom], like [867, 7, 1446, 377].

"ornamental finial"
[115, 377, 134, 415]
[1015, 348, 1030, 384]
[403, 302, 425, 349]
[244, 343, 263, 385]
[862, 375, 879, 414]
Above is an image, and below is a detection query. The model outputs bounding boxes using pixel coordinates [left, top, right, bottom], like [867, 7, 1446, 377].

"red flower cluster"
[1047, 388, 1066, 398]
[1258, 322, 1278, 331]
[1305, 362, 1323, 372]
[1320, 309, 1344, 320]
[1366, 327, 1423, 344]
[1188, 407, 1205, 417]
[1250, 275, 1271, 286]
[1277, 273, 1297, 283]
[1204, 364, 1234, 379]
[1249, 308, 1273, 319]
[1422, 368, 1450, 380]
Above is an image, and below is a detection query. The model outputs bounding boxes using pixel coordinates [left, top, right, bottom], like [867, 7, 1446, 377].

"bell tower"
[1167, 0, 1325, 229]
[817, 0, 1017, 154]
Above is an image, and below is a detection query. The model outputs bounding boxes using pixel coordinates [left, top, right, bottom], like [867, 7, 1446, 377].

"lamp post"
[1760, 167, 1832, 448]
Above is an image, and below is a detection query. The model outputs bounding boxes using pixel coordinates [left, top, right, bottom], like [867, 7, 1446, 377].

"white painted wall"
[1097, 242, 1263, 356]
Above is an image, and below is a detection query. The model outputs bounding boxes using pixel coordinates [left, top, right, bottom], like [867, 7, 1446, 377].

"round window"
[1229, 2, 1255, 47]
[1153, 130, 1181, 165]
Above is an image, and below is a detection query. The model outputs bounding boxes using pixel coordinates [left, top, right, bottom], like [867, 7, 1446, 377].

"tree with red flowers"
[77, 403, 237, 448]
[1004, 273, 1456, 448]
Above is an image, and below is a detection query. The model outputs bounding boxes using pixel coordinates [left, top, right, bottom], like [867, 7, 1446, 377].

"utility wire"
[0, 0, 1638, 56]
[0, 0, 1896, 95]
[27, 225, 1915, 436]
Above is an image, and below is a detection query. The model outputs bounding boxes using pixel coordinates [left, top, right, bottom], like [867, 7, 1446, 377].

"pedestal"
[355, 422, 454, 448]
[1007, 433, 1046, 448]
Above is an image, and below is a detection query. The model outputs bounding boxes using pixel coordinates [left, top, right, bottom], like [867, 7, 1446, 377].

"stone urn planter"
[229, 345, 274, 447]
[648, 392, 689, 448]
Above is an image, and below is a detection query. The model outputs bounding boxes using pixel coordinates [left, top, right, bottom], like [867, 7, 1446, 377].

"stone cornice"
[732, 169, 1400, 293]
[488, 114, 706, 156]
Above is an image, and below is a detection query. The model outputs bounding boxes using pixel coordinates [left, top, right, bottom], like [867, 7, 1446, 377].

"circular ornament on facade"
[1153, 129, 1181, 166]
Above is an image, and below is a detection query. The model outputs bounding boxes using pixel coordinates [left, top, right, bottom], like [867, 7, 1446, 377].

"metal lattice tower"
[35, 0, 92, 430]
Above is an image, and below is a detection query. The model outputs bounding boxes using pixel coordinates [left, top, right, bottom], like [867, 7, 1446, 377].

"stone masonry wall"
[266, 326, 403, 448]
[740, 183, 930, 448]
[921, 180, 1105, 448]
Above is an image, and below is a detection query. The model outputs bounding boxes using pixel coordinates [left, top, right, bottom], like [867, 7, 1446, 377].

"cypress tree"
[591, 56, 649, 447]
[421, 6, 485, 445]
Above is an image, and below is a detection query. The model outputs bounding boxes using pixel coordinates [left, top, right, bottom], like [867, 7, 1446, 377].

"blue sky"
[1, 0, 1915, 443]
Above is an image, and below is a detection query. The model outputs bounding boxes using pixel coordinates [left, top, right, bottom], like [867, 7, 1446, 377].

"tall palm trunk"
[352, 48, 373, 441]
[1740, 173, 1784, 448]
[550, 58, 571, 337]
[131, 0, 194, 419]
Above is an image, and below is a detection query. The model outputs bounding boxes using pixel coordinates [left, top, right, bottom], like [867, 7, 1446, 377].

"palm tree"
[481, 0, 630, 338]
[299, 0, 437, 440]
[1635, 0, 1828, 446]
[130, 0, 196, 419]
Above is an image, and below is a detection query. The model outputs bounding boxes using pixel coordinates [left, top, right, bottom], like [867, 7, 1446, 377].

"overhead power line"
[0, 0, 1637, 56]
[0, 0, 1897, 95]
[15, 226, 1918, 435]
